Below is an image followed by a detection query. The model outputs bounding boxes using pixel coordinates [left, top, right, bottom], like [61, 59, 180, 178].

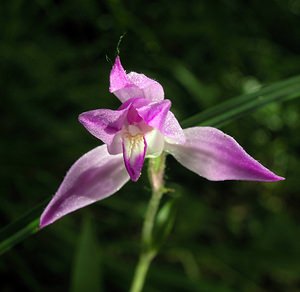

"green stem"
[129, 252, 155, 292]
[129, 154, 166, 292]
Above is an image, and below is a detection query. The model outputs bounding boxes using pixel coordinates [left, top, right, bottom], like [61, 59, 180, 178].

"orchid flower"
[40, 57, 284, 228]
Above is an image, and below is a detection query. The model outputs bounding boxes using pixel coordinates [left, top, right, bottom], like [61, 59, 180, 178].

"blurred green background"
[1, 0, 300, 291]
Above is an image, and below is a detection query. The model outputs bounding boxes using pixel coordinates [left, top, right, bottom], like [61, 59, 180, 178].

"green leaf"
[153, 196, 178, 250]
[182, 75, 300, 128]
[1, 74, 300, 255]
[0, 200, 47, 256]
[70, 216, 103, 292]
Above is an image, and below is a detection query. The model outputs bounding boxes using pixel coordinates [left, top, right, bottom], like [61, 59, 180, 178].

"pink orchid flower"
[40, 57, 284, 228]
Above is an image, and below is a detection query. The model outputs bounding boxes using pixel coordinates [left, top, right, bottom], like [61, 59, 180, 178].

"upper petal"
[109, 57, 164, 103]
[136, 100, 171, 130]
[135, 99, 185, 144]
[79, 108, 128, 145]
[40, 145, 129, 228]
[165, 127, 284, 182]
[126, 72, 164, 102]
[109, 56, 129, 94]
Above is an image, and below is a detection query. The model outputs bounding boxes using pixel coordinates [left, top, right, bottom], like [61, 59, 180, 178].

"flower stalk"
[130, 153, 167, 292]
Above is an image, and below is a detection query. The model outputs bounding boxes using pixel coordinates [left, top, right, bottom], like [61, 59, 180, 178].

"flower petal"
[109, 57, 164, 103]
[126, 72, 164, 102]
[145, 129, 165, 158]
[136, 100, 171, 130]
[107, 131, 123, 155]
[163, 111, 185, 144]
[165, 127, 284, 182]
[40, 145, 129, 228]
[109, 56, 129, 94]
[79, 108, 128, 145]
[135, 99, 185, 144]
[122, 133, 147, 181]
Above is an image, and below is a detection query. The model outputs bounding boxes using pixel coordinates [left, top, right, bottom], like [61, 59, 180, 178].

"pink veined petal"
[118, 97, 150, 125]
[122, 133, 147, 182]
[109, 57, 164, 103]
[78, 108, 128, 145]
[40, 145, 129, 228]
[127, 72, 164, 102]
[165, 127, 285, 182]
[136, 100, 171, 130]
[163, 111, 185, 144]
[118, 97, 150, 111]
[109, 56, 129, 94]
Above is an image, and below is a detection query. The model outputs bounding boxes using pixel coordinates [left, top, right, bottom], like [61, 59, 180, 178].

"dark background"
[1, 0, 300, 291]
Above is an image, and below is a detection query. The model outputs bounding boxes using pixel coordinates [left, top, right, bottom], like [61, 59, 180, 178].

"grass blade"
[0, 200, 47, 255]
[182, 75, 300, 128]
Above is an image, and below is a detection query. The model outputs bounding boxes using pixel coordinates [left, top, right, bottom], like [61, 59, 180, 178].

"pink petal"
[127, 72, 164, 102]
[165, 127, 284, 182]
[136, 100, 171, 130]
[109, 56, 129, 94]
[118, 97, 150, 111]
[122, 132, 147, 181]
[109, 57, 164, 103]
[107, 131, 123, 155]
[78, 108, 128, 145]
[119, 97, 149, 124]
[40, 145, 129, 228]
[163, 111, 186, 144]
